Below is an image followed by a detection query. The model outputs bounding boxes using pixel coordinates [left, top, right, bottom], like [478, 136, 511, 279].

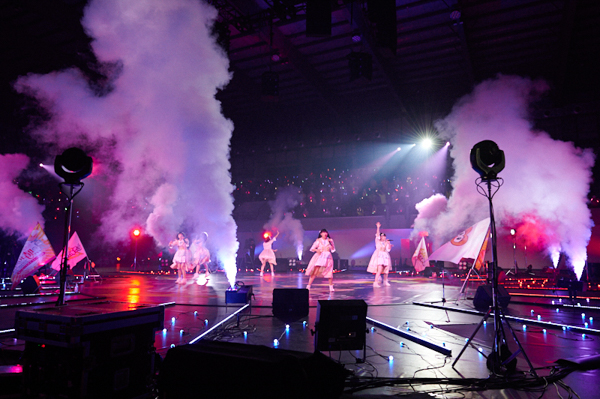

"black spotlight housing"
[54, 147, 93, 184]
[469, 140, 505, 181]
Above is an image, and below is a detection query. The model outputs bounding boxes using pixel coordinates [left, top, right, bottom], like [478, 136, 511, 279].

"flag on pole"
[429, 218, 491, 264]
[11, 223, 55, 289]
[474, 226, 491, 271]
[412, 236, 430, 273]
[51, 232, 88, 271]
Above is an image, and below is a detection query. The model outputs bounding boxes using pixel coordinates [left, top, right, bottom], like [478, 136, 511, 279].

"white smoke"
[414, 75, 595, 279]
[0, 154, 45, 237]
[14, 0, 239, 286]
[263, 186, 304, 260]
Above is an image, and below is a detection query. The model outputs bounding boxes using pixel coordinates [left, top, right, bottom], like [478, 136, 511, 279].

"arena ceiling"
[1, 0, 599, 151]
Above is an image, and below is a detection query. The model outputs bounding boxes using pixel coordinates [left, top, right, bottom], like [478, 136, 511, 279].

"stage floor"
[1, 269, 599, 398]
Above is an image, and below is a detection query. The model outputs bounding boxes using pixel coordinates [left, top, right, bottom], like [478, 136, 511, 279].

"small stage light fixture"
[54, 147, 93, 184]
[469, 140, 505, 181]
[422, 138, 432, 149]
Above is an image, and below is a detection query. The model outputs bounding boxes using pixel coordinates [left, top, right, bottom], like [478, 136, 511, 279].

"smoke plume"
[263, 186, 305, 260]
[14, 0, 239, 285]
[0, 154, 45, 237]
[414, 75, 595, 279]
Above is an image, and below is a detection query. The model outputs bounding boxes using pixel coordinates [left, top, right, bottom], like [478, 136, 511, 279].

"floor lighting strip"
[413, 302, 600, 335]
[366, 316, 452, 356]
[188, 303, 250, 344]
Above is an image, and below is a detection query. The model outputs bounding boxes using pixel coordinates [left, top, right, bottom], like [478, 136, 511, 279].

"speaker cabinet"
[159, 341, 346, 399]
[315, 299, 367, 352]
[473, 284, 511, 310]
[20, 275, 40, 294]
[272, 288, 309, 322]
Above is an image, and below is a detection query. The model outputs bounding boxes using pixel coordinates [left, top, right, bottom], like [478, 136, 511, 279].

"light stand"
[453, 140, 537, 377]
[54, 148, 92, 307]
[131, 229, 141, 270]
[505, 229, 518, 276]
[426, 261, 447, 304]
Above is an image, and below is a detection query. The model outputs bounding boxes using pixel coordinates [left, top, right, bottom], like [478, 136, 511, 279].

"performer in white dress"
[305, 229, 336, 292]
[259, 231, 279, 276]
[190, 232, 210, 280]
[169, 233, 189, 284]
[367, 222, 392, 287]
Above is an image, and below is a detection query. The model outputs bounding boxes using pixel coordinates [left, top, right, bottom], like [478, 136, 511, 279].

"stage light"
[39, 163, 44, 167]
[510, 229, 516, 236]
[469, 140, 505, 180]
[446, 141, 450, 146]
[422, 138, 432, 149]
[133, 229, 141, 237]
[396, 147, 401, 151]
[388, 355, 393, 362]
[54, 147, 93, 185]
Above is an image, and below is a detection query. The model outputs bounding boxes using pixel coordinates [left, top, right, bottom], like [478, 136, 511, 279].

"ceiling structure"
[1, 0, 599, 160]
[214, 0, 600, 148]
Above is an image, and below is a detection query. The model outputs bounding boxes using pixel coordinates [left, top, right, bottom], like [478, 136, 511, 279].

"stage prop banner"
[11, 223, 56, 288]
[474, 226, 491, 271]
[412, 237, 430, 273]
[51, 232, 88, 271]
[429, 218, 491, 264]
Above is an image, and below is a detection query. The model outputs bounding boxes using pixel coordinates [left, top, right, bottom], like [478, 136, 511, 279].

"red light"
[133, 229, 141, 237]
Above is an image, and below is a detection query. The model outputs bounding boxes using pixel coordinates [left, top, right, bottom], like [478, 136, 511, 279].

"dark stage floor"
[1, 269, 599, 398]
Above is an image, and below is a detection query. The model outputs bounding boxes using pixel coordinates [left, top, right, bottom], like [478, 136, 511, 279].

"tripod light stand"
[453, 140, 537, 377]
[54, 148, 93, 306]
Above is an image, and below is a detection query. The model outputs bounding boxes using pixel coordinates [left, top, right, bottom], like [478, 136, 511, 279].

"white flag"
[412, 237, 430, 273]
[429, 218, 490, 264]
[11, 223, 56, 288]
[51, 232, 88, 271]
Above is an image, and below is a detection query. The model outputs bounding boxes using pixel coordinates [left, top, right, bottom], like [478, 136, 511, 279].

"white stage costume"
[258, 238, 277, 265]
[172, 239, 189, 264]
[305, 238, 335, 278]
[367, 235, 392, 274]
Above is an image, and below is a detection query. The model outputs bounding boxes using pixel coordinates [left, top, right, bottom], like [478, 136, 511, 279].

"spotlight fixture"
[133, 229, 141, 237]
[396, 147, 401, 151]
[54, 147, 93, 185]
[422, 138, 433, 149]
[39, 163, 44, 167]
[510, 228, 516, 236]
[469, 140, 505, 181]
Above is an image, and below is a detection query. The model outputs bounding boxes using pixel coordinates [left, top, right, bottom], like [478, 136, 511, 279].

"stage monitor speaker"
[20, 275, 40, 294]
[158, 341, 347, 399]
[315, 299, 367, 352]
[306, 0, 331, 37]
[272, 288, 309, 322]
[473, 284, 511, 310]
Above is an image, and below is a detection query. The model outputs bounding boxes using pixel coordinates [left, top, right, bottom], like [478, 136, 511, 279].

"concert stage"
[1, 269, 599, 398]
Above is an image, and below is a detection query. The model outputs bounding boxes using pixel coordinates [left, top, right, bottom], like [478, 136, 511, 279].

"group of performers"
[169, 222, 392, 289]
[168, 232, 210, 284]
